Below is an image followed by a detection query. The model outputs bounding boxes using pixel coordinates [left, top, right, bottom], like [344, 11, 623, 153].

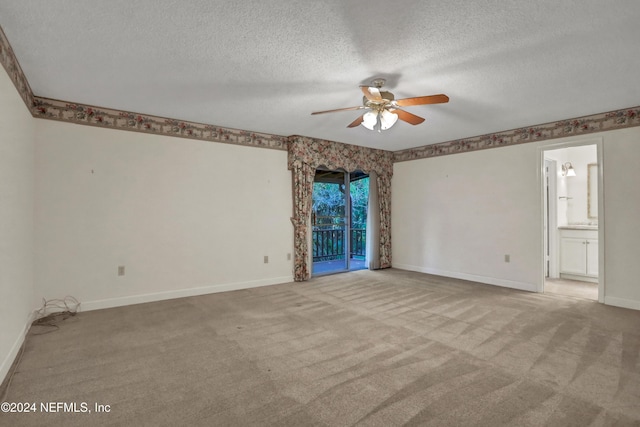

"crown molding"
[393, 106, 640, 162]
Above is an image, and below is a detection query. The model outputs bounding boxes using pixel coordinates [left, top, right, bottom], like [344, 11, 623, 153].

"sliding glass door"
[312, 169, 368, 276]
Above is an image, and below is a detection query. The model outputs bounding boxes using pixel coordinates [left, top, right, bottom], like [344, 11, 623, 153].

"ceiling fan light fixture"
[311, 79, 448, 131]
[380, 109, 398, 130]
[361, 111, 378, 130]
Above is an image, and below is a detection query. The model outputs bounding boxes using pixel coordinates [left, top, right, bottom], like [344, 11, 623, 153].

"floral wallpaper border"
[4, 21, 640, 161]
[394, 106, 640, 162]
[32, 96, 289, 151]
[0, 25, 34, 110]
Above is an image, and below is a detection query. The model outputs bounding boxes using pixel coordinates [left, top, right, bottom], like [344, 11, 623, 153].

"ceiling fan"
[311, 78, 449, 132]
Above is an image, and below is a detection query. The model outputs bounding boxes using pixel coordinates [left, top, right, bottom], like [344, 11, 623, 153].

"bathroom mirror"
[588, 163, 598, 219]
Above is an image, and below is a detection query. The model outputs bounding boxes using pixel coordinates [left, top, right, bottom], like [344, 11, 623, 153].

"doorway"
[312, 169, 369, 276]
[541, 142, 601, 301]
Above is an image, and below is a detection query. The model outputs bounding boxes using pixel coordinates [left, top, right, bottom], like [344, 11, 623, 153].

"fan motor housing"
[363, 91, 395, 106]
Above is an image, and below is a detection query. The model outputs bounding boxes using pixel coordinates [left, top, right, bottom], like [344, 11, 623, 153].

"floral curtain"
[366, 171, 381, 270]
[288, 135, 394, 281]
[376, 173, 392, 268]
[290, 162, 315, 281]
[288, 136, 394, 174]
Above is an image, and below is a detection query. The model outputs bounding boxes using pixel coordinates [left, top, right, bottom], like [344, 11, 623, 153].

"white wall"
[602, 128, 640, 308]
[0, 67, 35, 382]
[34, 121, 294, 310]
[392, 143, 541, 291]
[393, 128, 640, 309]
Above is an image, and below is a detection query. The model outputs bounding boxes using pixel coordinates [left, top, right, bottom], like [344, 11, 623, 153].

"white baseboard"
[560, 273, 598, 284]
[393, 264, 537, 293]
[1, 310, 38, 386]
[604, 296, 640, 311]
[79, 276, 294, 312]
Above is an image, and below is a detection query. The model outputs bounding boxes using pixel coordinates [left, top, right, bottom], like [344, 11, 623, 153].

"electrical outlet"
[287, 253, 291, 260]
[264, 256, 269, 264]
[118, 265, 125, 276]
[504, 254, 510, 263]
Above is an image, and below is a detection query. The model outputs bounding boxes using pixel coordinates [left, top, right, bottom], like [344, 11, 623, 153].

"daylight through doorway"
[312, 169, 369, 276]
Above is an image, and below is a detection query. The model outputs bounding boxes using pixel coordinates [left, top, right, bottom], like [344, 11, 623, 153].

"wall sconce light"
[562, 162, 576, 177]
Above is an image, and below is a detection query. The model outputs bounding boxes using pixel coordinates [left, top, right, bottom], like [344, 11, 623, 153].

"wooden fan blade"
[347, 115, 364, 128]
[394, 94, 449, 107]
[311, 106, 364, 115]
[393, 108, 425, 125]
[361, 86, 382, 102]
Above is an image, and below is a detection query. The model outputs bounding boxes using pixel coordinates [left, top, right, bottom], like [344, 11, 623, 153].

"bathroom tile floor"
[545, 278, 598, 301]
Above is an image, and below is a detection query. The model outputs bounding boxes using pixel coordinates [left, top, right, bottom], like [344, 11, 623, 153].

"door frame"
[537, 137, 604, 303]
[543, 158, 559, 279]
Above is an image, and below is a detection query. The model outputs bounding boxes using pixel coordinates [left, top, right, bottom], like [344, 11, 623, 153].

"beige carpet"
[2, 269, 640, 426]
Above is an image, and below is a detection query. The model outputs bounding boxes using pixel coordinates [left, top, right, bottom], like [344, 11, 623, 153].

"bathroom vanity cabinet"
[559, 227, 598, 282]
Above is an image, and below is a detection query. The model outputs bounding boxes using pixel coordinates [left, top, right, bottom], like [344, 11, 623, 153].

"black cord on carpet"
[0, 296, 80, 403]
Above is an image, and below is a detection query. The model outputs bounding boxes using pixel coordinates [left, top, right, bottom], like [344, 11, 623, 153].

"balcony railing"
[312, 228, 366, 262]
[351, 228, 365, 258]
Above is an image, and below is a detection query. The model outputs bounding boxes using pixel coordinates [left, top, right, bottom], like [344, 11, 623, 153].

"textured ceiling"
[1, 0, 639, 151]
